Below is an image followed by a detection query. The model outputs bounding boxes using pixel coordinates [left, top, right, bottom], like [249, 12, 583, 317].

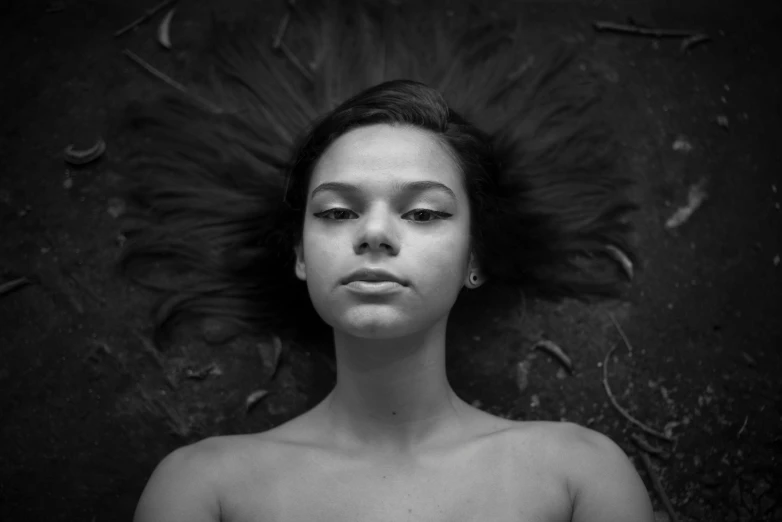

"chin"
[332, 308, 424, 339]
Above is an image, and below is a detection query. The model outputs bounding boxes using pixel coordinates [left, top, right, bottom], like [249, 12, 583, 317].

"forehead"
[310, 124, 462, 193]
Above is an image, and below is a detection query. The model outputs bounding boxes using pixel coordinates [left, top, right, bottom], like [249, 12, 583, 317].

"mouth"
[343, 280, 405, 295]
[342, 268, 407, 286]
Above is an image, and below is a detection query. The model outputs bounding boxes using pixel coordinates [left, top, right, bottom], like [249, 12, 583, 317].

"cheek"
[415, 233, 470, 286]
[301, 229, 337, 280]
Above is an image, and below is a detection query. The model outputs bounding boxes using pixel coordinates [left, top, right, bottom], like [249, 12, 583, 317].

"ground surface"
[0, 0, 780, 521]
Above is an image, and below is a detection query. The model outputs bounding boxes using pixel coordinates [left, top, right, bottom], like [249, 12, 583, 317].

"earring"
[469, 272, 479, 285]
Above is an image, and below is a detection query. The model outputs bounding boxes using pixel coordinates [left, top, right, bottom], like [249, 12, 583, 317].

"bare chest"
[222, 430, 570, 522]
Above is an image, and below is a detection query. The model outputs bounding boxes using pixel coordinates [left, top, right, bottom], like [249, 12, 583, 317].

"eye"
[313, 208, 452, 222]
[313, 208, 357, 220]
[404, 209, 452, 222]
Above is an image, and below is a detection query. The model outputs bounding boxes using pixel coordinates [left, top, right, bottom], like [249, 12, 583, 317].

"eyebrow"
[310, 180, 457, 202]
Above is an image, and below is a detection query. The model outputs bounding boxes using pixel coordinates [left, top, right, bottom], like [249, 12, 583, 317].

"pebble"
[201, 318, 238, 344]
[516, 360, 531, 392]
[107, 197, 126, 218]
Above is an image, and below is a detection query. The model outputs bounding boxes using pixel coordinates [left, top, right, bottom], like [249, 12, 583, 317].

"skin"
[292, 123, 485, 457]
[133, 123, 655, 522]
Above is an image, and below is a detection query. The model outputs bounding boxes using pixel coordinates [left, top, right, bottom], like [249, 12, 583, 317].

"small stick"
[665, 178, 708, 229]
[680, 33, 710, 52]
[114, 0, 178, 38]
[246, 389, 270, 412]
[268, 336, 283, 381]
[532, 339, 574, 374]
[737, 415, 748, 437]
[157, 7, 176, 49]
[270, 0, 313, 83]
[277, 41, 314, 83]
[639, 451, 679, 522]
[272, 11, 292, 49]
[593, 20, 703, 38]
[603, 344, 673, 442]
[122, 49, 222, 113]
[631, 433, 666, 456]
[604, 245, 634, 280]
[0, 277, 31, 296]
[607, 311, 634, 356]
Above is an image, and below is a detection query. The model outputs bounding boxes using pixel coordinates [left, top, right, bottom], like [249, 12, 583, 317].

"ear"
[294, 242, 306, 281]
[466, 250, 486, 288]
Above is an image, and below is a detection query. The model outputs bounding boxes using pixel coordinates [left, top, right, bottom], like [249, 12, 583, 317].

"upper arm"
[134, 442, 222, 522]
[564, 424, 655, 522]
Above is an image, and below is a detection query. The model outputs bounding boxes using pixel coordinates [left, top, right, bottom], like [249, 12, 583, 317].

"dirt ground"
[1, 0, 780, 520]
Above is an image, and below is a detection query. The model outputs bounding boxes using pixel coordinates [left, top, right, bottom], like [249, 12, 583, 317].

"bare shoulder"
[507, 421, 655, 522]
[134, 434, 277, 522]
[502, 419, 610, 463]
[508, 420, 629, 463]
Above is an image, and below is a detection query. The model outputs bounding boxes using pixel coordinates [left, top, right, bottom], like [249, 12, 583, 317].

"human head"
[283, 80, 500, 338]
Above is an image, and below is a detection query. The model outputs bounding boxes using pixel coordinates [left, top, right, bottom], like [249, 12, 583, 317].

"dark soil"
[1, 1, 780, 521]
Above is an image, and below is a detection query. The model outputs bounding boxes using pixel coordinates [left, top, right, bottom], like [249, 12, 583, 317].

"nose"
[354, 206, 399, 255]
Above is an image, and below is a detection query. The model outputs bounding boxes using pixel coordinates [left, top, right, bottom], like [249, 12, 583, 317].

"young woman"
[123, 1, 652, 520]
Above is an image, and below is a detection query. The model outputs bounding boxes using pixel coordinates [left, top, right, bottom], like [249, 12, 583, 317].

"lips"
[342, 268, 406, 286]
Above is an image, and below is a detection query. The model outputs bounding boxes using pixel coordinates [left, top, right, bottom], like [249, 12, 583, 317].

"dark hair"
[282, 79, 499, 269]
[118, 0, 638, 354]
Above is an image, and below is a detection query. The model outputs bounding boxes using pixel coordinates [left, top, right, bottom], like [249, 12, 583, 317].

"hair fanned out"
[119, 0, 639, 350]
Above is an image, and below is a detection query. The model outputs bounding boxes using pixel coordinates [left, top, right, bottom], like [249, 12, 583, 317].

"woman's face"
[294, 124, 474, 339]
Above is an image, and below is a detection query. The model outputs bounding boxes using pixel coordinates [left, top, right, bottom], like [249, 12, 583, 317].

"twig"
[665, 178, 708, 229]
[604, 245, 634, 280]
[607, 311, 634, 356]
[122, 49, 222, 113]
[267, 336, 283, 381]
[157, 7, 176, 49]
[602, 344, 673, 442]
[532, 339, 574, 374]
[132, 329, 165, 368]
[246, 389, 270, 413]
[122, 49, 188, 93]
[270, 0, 314, 83]
[680, 33, 710, 52]
[277, 40, 314, 83]
[737, 415, 748, 437]
[639, 451, 679, 522]
[63, 139, 106, 165]
[631, 433, 666, 456]
[0, 277, 32, 296]
[114, 0, 178, 38]
[272, 11, 292, 49]
[593, 20, 704, 38]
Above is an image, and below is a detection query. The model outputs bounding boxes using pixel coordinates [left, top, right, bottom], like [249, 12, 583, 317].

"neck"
[315, 316, 473, 459]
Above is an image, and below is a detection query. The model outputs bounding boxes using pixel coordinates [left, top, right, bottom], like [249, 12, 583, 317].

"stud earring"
[469, 272, 479, 285]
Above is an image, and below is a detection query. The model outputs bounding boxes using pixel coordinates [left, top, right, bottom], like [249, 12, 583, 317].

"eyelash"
[313, 208, 452, 223]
